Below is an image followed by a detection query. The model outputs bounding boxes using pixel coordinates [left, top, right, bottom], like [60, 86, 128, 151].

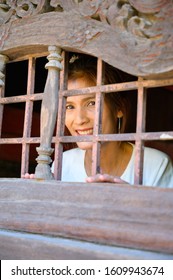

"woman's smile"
[76, 128, 93, 135]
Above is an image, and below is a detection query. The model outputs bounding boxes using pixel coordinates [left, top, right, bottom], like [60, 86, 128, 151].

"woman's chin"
[77, 142, 93, 150]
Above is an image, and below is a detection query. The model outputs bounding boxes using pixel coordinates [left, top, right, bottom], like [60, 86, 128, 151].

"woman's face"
[65, 76, 118, 150]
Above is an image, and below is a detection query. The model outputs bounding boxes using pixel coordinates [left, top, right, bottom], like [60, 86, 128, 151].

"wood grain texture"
[0, 1, 173, 77]
[0, 179, 173, 255]
[0, 229, 172, 260]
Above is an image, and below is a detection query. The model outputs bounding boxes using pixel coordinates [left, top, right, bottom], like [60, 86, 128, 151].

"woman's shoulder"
[129, 142, 171, 163]
[143, 146, 173, 187]
[144, 146, 171, 164]
[124, 144, 173, 187]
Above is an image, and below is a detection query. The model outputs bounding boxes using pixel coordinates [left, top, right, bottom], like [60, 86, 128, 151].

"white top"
[52, 146, 173, 187]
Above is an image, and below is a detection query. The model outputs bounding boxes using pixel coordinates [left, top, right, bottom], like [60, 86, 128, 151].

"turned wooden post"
[0, 54, 9, 137]
[0, 54, 9, 87]
[35, 46, 62, 180]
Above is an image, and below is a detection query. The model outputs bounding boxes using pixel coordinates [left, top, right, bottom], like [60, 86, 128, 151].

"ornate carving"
[50, 0, 78, 11]
[0, 1, 172, 46]
[0, 0, 172, 77]
[67, 21, 102, 48]
[0, 0, 50, 25]
[129, 0, 169, 13]
[48, 0, 173, 69]
[0, 54, 9, 87]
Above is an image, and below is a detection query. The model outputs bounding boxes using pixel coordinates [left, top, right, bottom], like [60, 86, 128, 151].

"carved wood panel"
[0, 0, 173, 77]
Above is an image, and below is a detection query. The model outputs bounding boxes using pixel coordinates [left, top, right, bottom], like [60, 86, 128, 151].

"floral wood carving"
[0, 0, 50, 25]
[0, 0, 173, 77]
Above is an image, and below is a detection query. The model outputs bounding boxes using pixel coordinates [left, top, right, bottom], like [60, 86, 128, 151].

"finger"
[100, 174, 128, 183]
[30, 174, 35, 179]
[113, 177, 128, 184]
[86, 173, 113, 183]
[86, 176, 97, 183]
[23, 173, 30, 179]
[86, 173, 128, 183]
[85, 173, 101, 182]
[21, 173, 35, 179]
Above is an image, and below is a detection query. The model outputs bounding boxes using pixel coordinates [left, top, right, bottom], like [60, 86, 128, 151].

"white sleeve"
[143, 147, 173, 188]
[153, 157, 173, 188]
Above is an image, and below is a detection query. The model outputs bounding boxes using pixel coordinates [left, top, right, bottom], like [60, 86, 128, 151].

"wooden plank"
[0, 229, 172, 260]
[0, 179, 173, 255]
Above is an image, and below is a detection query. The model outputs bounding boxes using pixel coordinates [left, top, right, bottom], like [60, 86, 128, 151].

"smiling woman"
[49, 54, 173, 187]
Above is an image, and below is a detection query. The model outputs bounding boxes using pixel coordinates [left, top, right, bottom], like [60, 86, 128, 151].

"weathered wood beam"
[0, 179, 173, 254]
[0, 229, 172, 260]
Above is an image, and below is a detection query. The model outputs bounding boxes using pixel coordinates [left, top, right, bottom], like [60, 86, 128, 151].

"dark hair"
[68, 53, 133, 133]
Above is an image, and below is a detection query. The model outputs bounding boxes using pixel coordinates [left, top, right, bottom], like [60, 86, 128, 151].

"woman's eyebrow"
[82, 95, 95, 102]
[66, 95, 95, 104]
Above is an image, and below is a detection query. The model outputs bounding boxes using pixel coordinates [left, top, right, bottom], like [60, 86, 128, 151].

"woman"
[24, 54, 173, 187]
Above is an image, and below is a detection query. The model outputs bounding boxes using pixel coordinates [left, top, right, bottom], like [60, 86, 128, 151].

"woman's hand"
[86, 173, 128, 184]
[21, 173, 35, 179]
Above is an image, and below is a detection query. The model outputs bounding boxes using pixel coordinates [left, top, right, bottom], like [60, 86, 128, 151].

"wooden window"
[1, 50, 173, 185]
[1, 0, 173, 260]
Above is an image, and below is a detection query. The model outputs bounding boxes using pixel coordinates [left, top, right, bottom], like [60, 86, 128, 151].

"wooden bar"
[57, 131, 173, 143]
[0, 86, 4, 137]
[61, 78, 173, 97]
[54, 51, 68, 180]
[134, 78, 147, 184]
[0, 93, 43, 104]
[21, 57, 36, 175]
[1, 131, 173, 145]
[91, 58, 104, 175]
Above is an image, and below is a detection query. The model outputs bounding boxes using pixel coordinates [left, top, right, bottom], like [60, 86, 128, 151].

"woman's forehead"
[68, 76, 95, 90]
[66, 93, 95, 103]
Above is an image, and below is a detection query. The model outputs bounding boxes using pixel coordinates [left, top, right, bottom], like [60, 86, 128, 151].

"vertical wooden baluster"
[0, 54, 9, 137]
[35, 46, 62, 180]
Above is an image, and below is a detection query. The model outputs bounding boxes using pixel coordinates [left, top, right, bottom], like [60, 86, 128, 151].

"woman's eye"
[66, 104, 74, 110]
[88, 101, 95, 107]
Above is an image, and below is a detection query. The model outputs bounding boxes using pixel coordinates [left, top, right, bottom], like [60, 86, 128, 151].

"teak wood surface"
[1, 0, 173, 78]
[0, 179, 173, 259]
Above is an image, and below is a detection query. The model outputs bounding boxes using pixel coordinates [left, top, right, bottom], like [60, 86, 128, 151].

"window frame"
[1, 50, 173, 184]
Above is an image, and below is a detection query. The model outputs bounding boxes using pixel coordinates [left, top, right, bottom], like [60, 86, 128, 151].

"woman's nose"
[74, 108, 88, 125]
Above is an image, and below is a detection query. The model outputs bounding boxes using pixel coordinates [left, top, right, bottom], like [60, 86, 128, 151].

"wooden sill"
[0, 178, 173, 259]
